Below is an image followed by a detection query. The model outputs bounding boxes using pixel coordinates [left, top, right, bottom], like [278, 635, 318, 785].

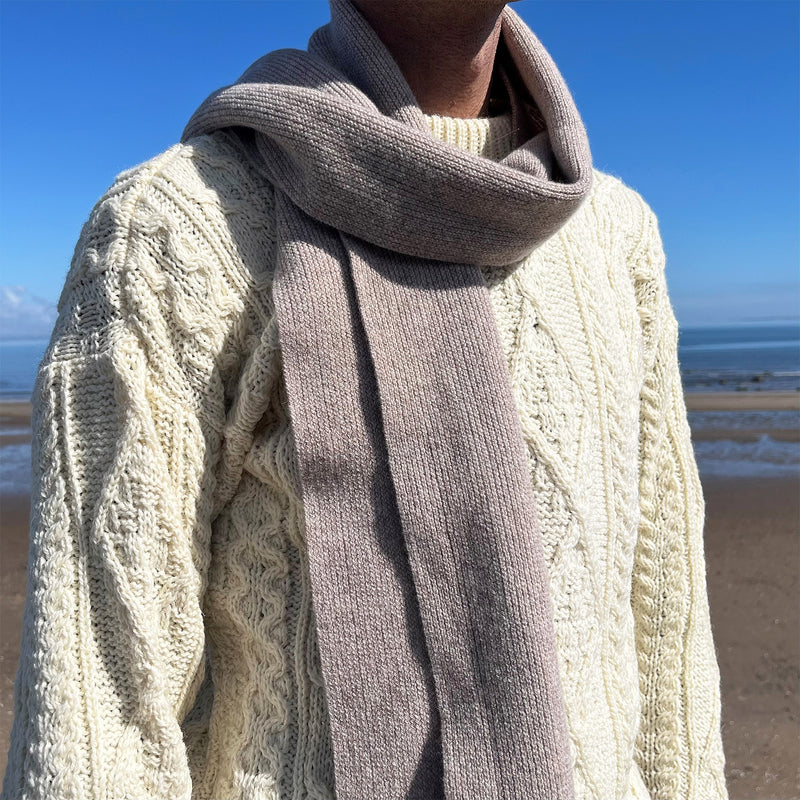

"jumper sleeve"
[1, 170, 226, 800]
[628, 205, 729, 800]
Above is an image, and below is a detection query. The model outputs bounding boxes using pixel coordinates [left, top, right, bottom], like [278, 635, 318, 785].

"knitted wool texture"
[1, 113, 728, 800]
[178, 3, 593, 795]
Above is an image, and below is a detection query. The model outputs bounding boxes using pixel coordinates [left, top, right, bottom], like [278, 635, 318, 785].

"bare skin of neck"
[351, 0, 512, 118]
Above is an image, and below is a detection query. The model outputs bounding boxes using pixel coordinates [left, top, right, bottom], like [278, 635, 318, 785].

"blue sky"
[0, 0, 797, 337]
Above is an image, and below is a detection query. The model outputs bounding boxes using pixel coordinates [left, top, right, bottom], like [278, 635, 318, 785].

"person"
[1, 1, 729, 798]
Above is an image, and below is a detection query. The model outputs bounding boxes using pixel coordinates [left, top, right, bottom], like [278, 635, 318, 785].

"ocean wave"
[0, 443, 31, 495]
[693, 435, 800, 479]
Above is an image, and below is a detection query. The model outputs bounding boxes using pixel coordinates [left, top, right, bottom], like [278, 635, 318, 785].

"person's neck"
[351, 0, 508, 119]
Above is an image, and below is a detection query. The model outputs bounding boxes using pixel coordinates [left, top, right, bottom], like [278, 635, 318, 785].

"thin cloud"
[0, 285, 58, 341]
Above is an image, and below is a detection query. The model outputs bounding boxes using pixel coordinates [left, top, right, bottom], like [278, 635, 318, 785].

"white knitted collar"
[423, 110, 515, 161]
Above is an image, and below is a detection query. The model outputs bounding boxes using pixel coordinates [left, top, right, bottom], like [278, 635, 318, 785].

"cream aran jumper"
[2, 111, 728, 800]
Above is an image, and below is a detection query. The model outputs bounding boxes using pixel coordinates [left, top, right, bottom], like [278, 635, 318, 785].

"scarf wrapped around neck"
[181, 1, 593, 797]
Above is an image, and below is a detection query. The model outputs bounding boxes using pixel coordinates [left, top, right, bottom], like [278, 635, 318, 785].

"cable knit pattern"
[1, 114, 727, 800]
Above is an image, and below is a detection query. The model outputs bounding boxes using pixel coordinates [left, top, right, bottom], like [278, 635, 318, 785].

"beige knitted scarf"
[182, 1, 593, 797]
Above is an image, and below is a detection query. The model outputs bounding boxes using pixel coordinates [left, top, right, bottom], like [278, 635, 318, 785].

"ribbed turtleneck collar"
[422, 111, 516, 162]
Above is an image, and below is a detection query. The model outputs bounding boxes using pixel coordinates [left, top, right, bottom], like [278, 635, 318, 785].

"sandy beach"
[684, 391, 800, 412]
[0, 394, 797, 797]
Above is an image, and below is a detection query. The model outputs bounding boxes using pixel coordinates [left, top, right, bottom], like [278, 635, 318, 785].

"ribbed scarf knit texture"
[181, 1, 594, 797]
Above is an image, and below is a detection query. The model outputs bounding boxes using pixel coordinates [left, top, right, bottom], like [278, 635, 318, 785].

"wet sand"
[0, 396, 797, 797]
[684, 391, 800, 412]
[703, 475, 799, 799]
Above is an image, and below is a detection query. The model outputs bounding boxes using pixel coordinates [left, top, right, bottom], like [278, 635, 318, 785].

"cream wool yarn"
[1, 112, 728, 800]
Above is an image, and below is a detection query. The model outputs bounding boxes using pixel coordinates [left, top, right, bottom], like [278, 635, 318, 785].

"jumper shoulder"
[589, 167, 662, 264]
[46, 129, 279, 412]
[588, 167, 670, 371]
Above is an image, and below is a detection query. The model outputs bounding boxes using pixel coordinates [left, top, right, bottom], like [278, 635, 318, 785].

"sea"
[0, 323, 798, 491]
[676, 323, 799, 480]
